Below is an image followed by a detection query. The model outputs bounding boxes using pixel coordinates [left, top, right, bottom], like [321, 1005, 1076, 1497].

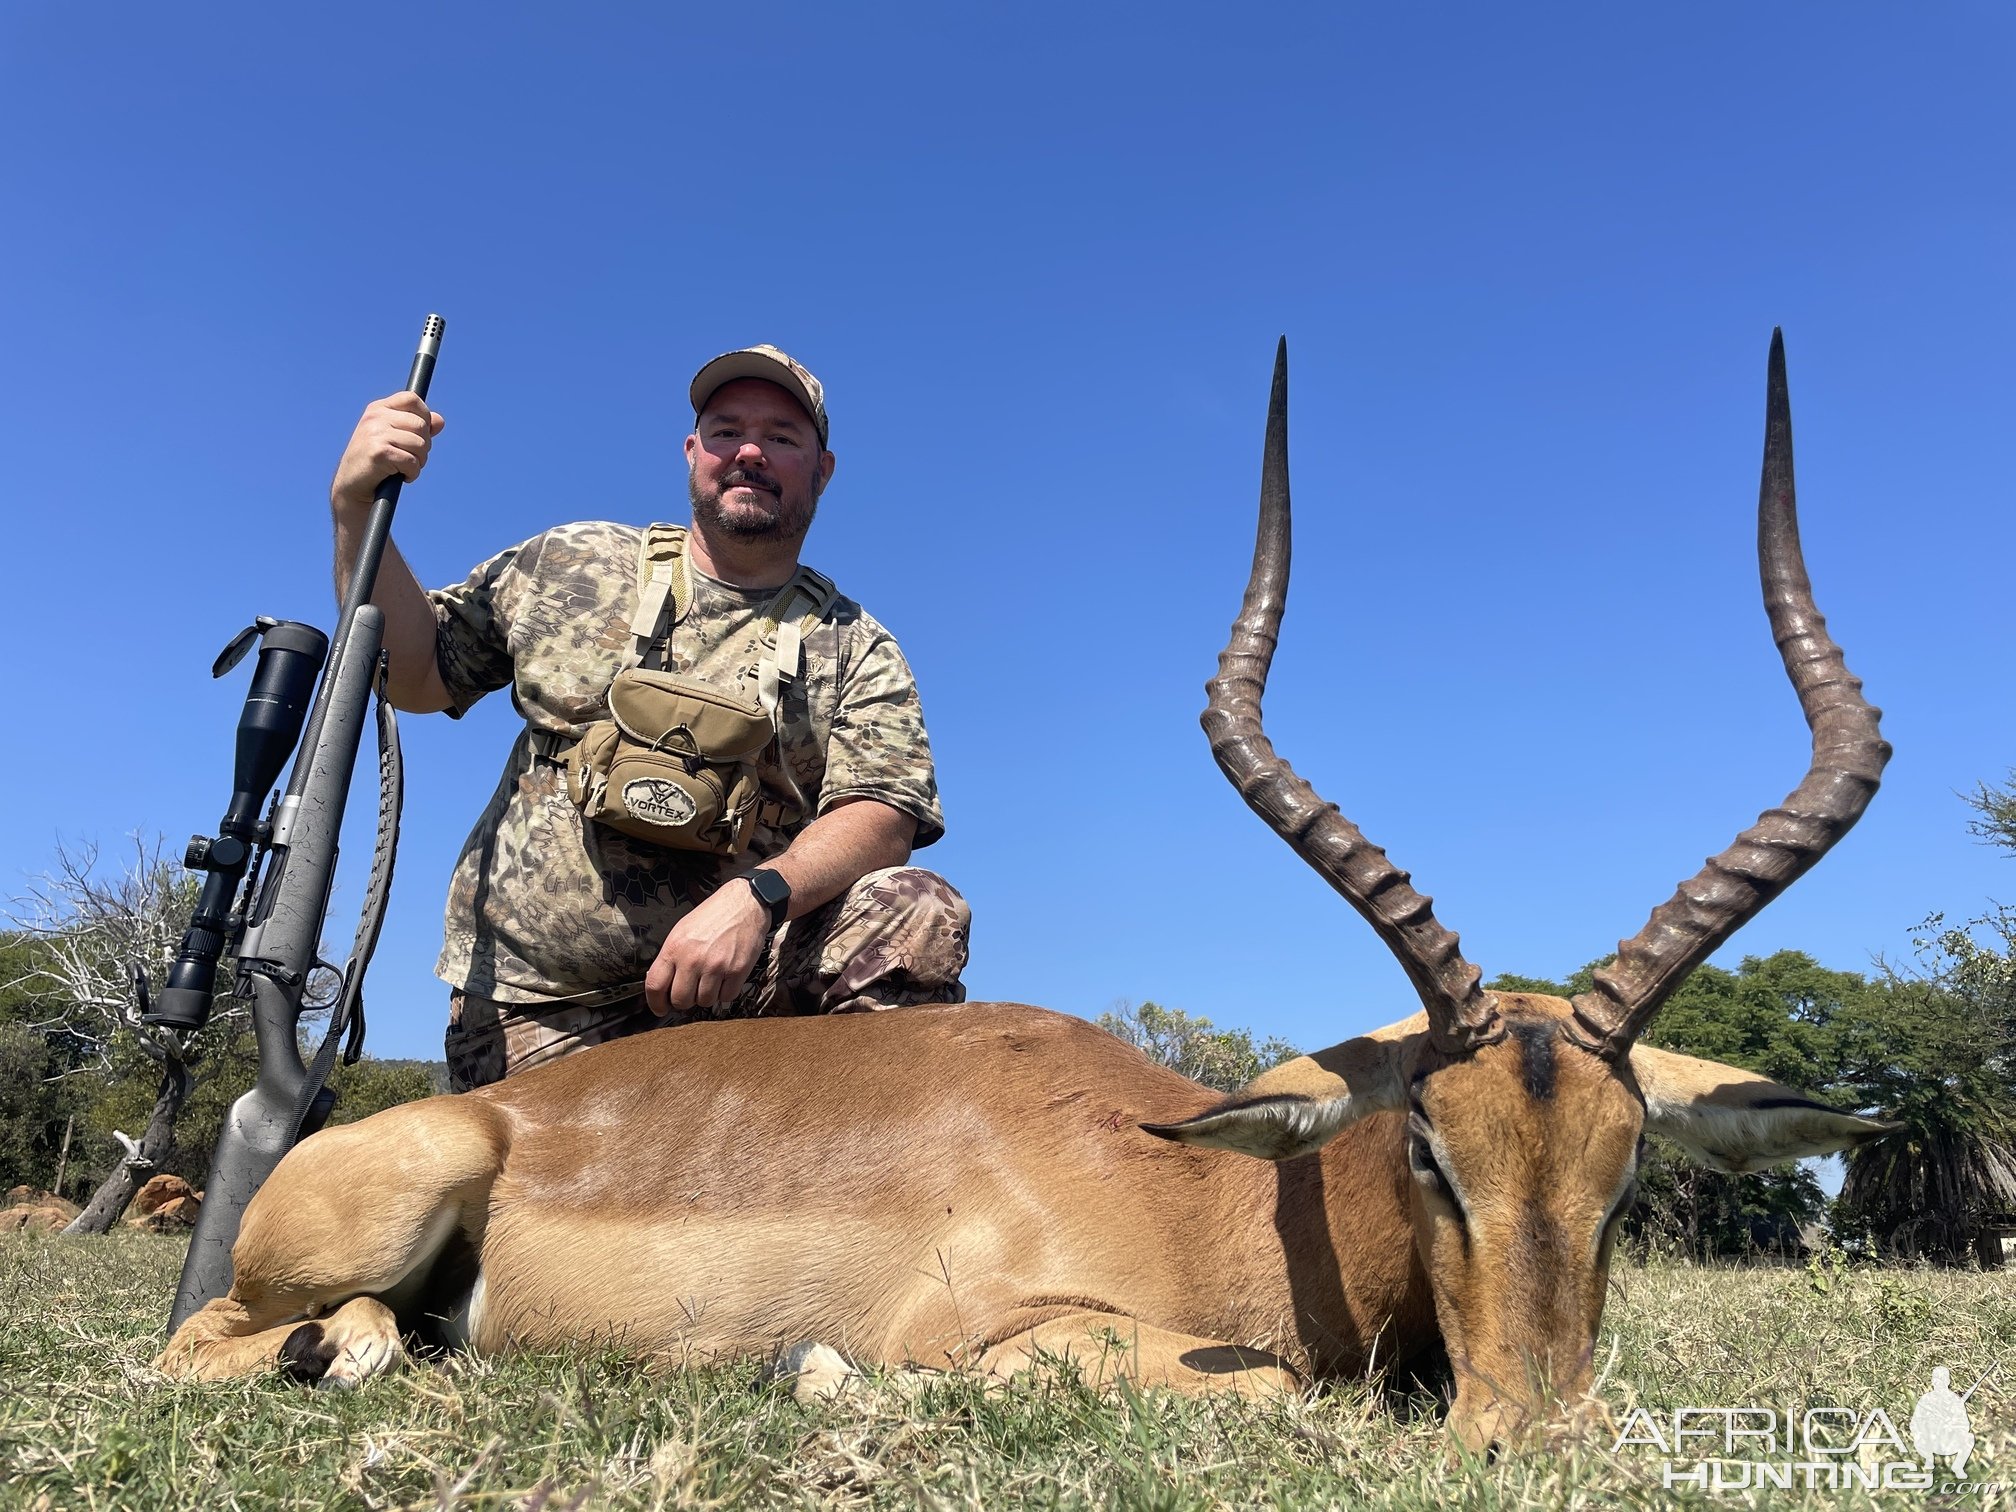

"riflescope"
[145, 620, 329, 1031]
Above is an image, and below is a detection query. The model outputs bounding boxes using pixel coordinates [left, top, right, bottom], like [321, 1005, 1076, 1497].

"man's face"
[684, 378, 835, 545]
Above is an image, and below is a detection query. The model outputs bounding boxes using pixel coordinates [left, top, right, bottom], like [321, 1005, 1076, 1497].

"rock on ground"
[129, 1175, 200, 1219]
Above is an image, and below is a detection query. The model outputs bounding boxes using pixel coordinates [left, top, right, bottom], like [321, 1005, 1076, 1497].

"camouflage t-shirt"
[427, 520, 945, 1005]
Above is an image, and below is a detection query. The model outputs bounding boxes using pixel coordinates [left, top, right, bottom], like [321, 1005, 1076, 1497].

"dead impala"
[158, 332, 1898, 1450]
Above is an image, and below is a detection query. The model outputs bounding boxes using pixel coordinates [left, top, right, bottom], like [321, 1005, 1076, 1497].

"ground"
[2, 1232, 2012, 1510]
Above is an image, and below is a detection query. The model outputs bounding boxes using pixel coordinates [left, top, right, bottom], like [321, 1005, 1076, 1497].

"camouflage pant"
[444, 866, 969, 1091]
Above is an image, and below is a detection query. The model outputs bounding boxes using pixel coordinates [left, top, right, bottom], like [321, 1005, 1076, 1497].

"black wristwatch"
[744, 868, 791, 926]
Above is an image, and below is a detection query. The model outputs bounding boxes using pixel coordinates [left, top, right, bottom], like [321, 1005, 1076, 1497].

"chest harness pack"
[547, 524, 837, 856]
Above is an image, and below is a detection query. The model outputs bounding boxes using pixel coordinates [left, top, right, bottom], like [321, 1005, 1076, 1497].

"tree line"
[1099, 917, 2015, 1267]
[1, 840, 435, 1230]
[1104, 774, 2016, 1267]
[5, 775, 2013, 1257]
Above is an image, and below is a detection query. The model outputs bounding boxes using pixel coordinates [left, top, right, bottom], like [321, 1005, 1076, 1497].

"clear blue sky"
[2, 5, 2009, 1062]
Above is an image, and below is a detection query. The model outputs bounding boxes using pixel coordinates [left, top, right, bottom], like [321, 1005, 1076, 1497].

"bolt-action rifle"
[145, 317, 445, 1332]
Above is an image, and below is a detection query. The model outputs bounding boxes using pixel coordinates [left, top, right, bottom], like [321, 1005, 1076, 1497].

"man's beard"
[689, 466, 818, 543]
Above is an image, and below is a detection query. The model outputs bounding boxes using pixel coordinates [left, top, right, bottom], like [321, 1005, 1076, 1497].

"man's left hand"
[645, 880, 768, 1015]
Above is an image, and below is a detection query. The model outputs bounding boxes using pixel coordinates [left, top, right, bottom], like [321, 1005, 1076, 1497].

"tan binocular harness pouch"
[561, 524, 836, 855]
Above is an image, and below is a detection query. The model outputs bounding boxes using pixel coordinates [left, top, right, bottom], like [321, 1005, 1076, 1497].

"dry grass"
[2, 1231, 2012, 1509]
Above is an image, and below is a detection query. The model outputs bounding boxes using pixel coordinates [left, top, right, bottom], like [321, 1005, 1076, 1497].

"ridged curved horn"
[1203, 339, 1500, 1055]
[1568, 330, 1891, 1060]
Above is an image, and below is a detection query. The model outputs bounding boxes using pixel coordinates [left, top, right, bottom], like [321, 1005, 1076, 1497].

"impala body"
[158, 334, 1897, 1450]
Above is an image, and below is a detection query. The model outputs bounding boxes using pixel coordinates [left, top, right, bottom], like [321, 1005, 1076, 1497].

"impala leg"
[158, 1293, 406, 1386]
[977, 1311, 1301, 1399]
[156, 1294, 337, 1382]
[154, 1096, 508, 1384]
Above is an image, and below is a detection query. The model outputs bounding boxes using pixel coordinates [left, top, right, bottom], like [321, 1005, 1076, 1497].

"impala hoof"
[277, 1299, 404, 1389]
[769, 1341, 856, 1402]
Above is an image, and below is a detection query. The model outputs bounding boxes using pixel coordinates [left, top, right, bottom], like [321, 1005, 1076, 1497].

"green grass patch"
[2, 1233, 2011, 1509]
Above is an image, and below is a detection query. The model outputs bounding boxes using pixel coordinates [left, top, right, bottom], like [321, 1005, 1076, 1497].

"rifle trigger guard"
[302, 959, 344, 1011]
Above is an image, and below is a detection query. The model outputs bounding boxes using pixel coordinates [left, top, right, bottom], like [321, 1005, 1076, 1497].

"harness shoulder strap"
[753, 565, 842, 828]
[625, 523, 694, 672]
[755, 564, 839, 726]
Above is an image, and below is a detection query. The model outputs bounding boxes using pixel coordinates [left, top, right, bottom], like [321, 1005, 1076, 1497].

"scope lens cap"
[212, 623, 263, 679]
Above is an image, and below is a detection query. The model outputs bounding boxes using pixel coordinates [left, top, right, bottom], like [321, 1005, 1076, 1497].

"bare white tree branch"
[3, 833, 247, 1080]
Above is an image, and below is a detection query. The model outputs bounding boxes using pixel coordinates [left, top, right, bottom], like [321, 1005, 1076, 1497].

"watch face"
[749, 869, 791, 914]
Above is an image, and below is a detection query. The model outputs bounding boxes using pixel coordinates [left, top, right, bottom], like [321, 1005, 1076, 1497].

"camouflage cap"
[689, 344, 830, 447]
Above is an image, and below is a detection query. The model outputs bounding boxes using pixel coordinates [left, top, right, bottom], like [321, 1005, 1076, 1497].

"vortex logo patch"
[623, 777, 699, 827]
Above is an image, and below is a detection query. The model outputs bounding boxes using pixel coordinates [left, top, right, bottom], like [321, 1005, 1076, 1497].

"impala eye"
[1605, 1139, 1646, 1228]
[1409, 1135, 1462, 1213]
[1606, 1178, 1639, 1230]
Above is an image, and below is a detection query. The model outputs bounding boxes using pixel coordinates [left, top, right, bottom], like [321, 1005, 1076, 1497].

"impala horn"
[1566, 330, 1890, 1060]
[1203, 339, 1502, 1056]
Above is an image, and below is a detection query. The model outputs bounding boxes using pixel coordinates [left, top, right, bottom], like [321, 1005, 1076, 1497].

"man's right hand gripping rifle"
[330, 391, 455, 715]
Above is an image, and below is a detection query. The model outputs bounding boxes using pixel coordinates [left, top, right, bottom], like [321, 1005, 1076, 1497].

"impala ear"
[1631, 1043, 1903, 1174]
[1143, 1014, 1422, 1161]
